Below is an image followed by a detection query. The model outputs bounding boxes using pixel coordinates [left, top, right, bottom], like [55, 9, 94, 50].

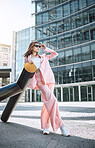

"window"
[70, 0, 79, 14]
[37, 14, 42, 25]
[57, 21, 64, 33]
[3, 62, 7, 66]
[57, 35, 64, 49]
[81, 46, 90, 61]
[64, 19, 70, 31]
[42, 0, 48, 10]
[82, 64, 92, 81]
[71, 32, 76, 45]
[2, 78, 10, 86]
[43, 12, 48, 23]
[49, 38, 57, 50]
[3, 54, 8, 59]
[56, 6, 62, 19]
[90, 28, 95, 40]
[65, 65, 74, 83]
[63, 3, 70, 16]
[81, 0, 87, 8]
[70, 17, 75, 29]
[89, 9, 95, 23]
[49, 23, 57, 36]
[84, 30, 89, 41]
[81, 86, 87, 101]
[49, 9, 56, 21]
[63, 88, 69, 101]
[74, 0, 78, 12]
[36, 90, 41, 102]
[64, 33, 72, 47]
[87, 0, 95, 6]
[75, 14, 82, 28]
[2, 48, 8, 52]
[58, 52, 65, 65]
[36, 2, 42, 12]
[48, 0, 56, 8]
[91, 43, 95, 59]
[65, 49, 72, 64]
[73, 47, 81, 62]
[76, 31, 83, 43]
[83, 12, 88, 25]
[54, 71, 58, 84]
[70, 1, 75, 13]
[37, 28, 42, 39]
[74, 63, 82, 82]
[43, 26, 48, 38]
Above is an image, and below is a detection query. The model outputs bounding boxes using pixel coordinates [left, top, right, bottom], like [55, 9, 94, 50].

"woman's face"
[32, 43, 41, 53]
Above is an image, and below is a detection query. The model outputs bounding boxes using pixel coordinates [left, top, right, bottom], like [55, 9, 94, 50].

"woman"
[24, 41, 70, 136]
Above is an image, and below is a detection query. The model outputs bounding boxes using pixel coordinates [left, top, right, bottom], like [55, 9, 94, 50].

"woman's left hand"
[40, 44, 46, 50]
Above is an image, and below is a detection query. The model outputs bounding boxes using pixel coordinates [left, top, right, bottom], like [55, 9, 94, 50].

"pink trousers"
[35, 71, 63, 131]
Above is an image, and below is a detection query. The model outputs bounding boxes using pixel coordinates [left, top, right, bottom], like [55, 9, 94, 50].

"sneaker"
[60, 125, 70, 137]
[43, 128, 49, 135]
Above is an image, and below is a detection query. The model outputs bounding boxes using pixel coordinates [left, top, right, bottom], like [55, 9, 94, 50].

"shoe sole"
[43, 132, 49, 135]
[62, 134, 70, 137]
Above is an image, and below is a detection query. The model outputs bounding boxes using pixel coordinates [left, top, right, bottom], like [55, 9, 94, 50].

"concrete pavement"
[0, 102, 95, 148]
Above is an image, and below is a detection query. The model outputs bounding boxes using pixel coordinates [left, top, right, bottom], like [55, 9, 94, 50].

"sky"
[0, 0, 31, 45]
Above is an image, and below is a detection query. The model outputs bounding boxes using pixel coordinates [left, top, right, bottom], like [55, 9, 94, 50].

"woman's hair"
[24, 41, 38, 57]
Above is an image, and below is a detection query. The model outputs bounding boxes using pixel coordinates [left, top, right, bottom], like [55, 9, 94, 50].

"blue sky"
[0, 0, 31, 45]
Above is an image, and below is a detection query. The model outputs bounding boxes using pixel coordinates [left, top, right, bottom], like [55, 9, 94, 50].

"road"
[0, 102, 95, 148]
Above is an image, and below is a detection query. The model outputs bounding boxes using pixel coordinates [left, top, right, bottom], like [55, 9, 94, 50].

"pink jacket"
[25, 47, 58, 89]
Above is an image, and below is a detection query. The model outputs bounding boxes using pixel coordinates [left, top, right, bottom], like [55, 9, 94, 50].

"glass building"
[12, 28, 31, 102]
[14, 0, 95, 102]
[30, 0, 95, 102]
[15, 28, 31, 80]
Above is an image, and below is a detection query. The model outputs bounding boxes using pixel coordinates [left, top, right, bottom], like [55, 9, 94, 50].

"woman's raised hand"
[40, 44, 46, 50]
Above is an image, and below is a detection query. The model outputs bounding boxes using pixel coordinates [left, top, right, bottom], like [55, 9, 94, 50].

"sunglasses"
[34, 44, 41, 48]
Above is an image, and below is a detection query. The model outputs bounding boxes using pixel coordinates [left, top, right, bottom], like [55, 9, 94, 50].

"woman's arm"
[40, 44, 58, 60]
[45, 47, 58, 60]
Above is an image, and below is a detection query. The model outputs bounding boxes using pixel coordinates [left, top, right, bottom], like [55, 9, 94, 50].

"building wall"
[15, 28, 31, 80]
[0, 44, 11, 87]
[14, 0, 95, 102]
[11, 31, 17, 83]
[13, 28, 31, 102]
[29, 0, 95, 102]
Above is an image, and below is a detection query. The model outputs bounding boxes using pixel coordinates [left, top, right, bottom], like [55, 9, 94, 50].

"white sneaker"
[43, 128, 49, 135]
[60, 125, 70, 137]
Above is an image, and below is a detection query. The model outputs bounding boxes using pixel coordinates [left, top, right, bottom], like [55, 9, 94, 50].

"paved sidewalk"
[0, 102, 95, 148]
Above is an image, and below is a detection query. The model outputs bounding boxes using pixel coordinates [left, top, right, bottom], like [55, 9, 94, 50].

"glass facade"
[29, 0, 95, 102]
[15, 0, 95, 102]
[15, 28, 30, 80]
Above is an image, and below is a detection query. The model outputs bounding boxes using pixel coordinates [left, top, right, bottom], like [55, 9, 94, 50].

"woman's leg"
[41, 103, 50, 129]
[37, 82, 63, 131]
[41, 84, 54, 129]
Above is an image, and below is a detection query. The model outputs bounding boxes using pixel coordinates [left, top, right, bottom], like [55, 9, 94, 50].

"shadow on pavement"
[0, 105, 42, 111]
[0, 121, 95, 148]
[59, 106, 95, 113]
[0, 114, 93, 121]
[0, 104, 95, 113]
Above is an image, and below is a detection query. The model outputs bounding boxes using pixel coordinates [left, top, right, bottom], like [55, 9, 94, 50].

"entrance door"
[81, 86, 93, 101]
[87, 86, 93, 101]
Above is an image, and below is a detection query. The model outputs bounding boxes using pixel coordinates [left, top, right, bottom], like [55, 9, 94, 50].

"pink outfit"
[25, 47, 63, 131]
[25, 47, 57, 89]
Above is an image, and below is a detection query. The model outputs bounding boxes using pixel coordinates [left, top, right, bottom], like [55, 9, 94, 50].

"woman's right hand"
[40, 44, 46, 50]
